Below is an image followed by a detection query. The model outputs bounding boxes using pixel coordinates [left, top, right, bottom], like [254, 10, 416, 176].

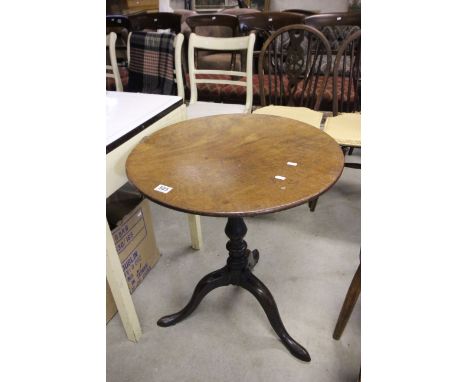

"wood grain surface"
[126, 114, 344, 217]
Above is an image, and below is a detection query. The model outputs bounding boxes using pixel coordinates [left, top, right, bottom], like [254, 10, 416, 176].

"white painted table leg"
[187, 214, 203, 250]
[106, 220, 142, 342]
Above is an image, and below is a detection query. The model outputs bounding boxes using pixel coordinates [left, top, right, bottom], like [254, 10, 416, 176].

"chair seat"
[253, 105, 323, 129]
[187, 101, 247, 119]
[323, 113, 361, 147]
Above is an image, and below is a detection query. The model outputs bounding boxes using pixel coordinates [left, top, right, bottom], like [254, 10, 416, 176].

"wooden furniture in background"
[106, 91, 202, 342]
[126, 114, 344, 361]
[283, 9, 319, 16]
[257, 24, 331, 109]
[185, 14, 240, 70]
[323, 29, 361, 168]
[305, 12, 361, 29]
[129, 11, 182, 33]
[238, 11, 305, 62]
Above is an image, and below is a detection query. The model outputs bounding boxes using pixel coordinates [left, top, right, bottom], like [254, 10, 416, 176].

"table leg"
[106, 220, 142, 342]
[157, 217, 310, 362]
[187, 214, 203, 250]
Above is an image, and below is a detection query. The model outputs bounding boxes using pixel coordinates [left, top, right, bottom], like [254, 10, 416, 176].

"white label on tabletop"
[154, 184, 173, 193]
[287, 162, 298, 166]
[275, 175, 286, 181]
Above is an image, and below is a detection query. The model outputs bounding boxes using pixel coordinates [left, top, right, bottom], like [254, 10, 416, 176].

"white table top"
[106, 91, 182, 150]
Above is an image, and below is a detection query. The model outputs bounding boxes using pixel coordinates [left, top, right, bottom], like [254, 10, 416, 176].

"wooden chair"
[306, 29, 361, 211]
[185, 14, 240, 70]
[126, 31, 185, 98]
[253, 24, 331, 119]
[238, 11, 306, 70]
[106, 32, 123, 92]
[323, 30, 361, 169]
[129, 12, 182, 33]
[182, 33, 255, 119]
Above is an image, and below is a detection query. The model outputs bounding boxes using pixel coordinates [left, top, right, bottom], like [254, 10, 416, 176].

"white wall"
[270, 0, 349, 12]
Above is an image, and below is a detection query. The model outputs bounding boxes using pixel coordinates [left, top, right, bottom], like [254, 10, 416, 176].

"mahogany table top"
[126, 114, 344, 217]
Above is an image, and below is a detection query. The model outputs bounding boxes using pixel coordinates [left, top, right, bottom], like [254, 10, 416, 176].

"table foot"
[157, 266, 230, 327]
[240, 271, 311, 362]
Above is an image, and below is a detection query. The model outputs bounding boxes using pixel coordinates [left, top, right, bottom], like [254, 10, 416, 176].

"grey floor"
[107, 150, 361, 382]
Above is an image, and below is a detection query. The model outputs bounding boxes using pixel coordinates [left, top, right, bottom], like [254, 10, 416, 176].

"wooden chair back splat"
[258, 24, 332, 110]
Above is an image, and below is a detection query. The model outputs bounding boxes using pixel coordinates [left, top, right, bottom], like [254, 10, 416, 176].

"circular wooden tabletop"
[126, 114, 344, 217]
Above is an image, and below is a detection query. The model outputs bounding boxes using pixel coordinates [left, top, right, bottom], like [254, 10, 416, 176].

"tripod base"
[157, 218, 310, 362]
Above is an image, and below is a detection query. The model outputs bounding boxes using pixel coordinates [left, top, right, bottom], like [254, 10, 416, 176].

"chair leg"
[308, 197, 319, 212]
[333, 263, 361, 340]
[349, 147, 354, 155]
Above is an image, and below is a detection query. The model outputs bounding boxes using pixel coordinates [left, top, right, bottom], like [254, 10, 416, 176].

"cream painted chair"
[127, 31, 185, 97]
[183, 33, 255, 119]
[106, 32, 123, 92]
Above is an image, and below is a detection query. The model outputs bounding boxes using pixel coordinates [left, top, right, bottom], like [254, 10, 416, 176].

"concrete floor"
[107, 150, 360, 382]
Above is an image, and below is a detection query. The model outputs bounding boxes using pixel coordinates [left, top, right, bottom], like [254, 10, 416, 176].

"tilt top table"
[125, 114, 344, 361]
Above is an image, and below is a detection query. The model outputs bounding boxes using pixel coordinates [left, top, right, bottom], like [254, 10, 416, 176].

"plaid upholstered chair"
[181, 33, 256, 119]
[106, 32, 123, 92]
[126, 31, 185, 97]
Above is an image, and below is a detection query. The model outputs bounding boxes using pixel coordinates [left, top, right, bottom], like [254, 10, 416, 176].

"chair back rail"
[129, 12, 182, 33]
[185, 14, 239, 34]
[238, 11, 305, 36]
[282, 9, 319, 16]
[305, 12, 361, 28]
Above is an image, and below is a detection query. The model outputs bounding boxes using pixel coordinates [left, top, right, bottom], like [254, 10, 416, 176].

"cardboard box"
[106, 198, 160, 323]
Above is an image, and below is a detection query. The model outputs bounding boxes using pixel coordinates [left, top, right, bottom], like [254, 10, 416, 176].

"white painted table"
[106, 91, 203, 342]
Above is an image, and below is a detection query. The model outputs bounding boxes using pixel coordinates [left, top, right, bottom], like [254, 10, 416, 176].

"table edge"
[129, 160, 344, 218]
[106, 98, 184, 154]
